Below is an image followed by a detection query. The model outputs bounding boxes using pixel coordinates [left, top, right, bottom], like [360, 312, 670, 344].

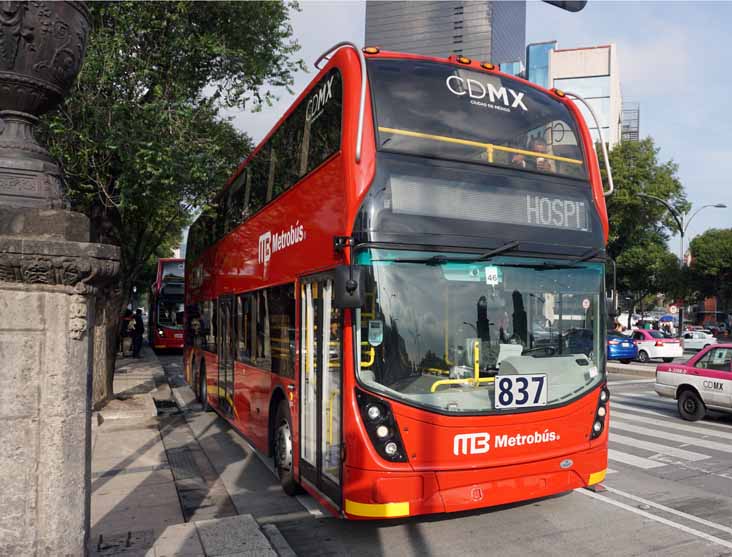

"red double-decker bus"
[149, 258, 185, 351]
[184, 43, 613, 519]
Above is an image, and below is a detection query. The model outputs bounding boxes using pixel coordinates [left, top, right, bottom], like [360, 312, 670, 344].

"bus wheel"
[678, 390, 705, 421]
[198, 367, 209, 412]
[274, 401, 299, 496]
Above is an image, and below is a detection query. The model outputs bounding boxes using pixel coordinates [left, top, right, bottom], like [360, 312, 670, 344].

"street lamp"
[638, 193, 727, 333]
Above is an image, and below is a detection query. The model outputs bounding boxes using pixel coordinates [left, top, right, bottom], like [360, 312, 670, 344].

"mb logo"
[453, 432, 490, 456]
[258, 231, 272, 264]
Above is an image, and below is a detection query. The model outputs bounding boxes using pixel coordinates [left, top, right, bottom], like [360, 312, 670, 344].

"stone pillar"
[0, 2, 121, 555]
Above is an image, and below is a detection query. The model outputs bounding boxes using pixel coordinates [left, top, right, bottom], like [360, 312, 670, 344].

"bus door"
[217, 295, 236, 417]
[300, 276, 343, 506]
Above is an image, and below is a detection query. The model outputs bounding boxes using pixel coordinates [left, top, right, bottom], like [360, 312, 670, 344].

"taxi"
[655, 343, 732, 421]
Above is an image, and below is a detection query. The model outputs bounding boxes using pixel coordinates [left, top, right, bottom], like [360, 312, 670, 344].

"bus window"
[237, 294, 254, 362]
[268, 284, 296, 378]
[255, 290, 272, 371]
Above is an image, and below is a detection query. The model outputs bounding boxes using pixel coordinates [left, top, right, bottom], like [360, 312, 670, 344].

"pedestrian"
[132, 308, 145, 358]
[119, 309, 134, 356]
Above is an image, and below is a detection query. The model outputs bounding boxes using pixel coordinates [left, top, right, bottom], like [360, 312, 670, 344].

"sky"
[227, 0, 732, 247]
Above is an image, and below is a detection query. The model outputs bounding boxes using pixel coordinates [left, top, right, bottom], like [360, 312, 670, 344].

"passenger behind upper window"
[511, 137, 556, 173]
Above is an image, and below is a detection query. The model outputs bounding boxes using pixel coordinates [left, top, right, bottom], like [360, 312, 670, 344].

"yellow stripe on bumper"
[588, 469, 607, 485]
[345, 499, 410, 518]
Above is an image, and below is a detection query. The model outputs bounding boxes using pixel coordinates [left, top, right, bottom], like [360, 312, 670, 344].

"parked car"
[681, 331, 718, 351]
[631, 329, 683, 363]
[607, 332, 638, 364]
[655, 344, 732, 421]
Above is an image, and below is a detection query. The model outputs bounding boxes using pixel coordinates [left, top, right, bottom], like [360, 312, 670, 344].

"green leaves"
[37, 0, 301, 298]
[688, 229, 732, 307]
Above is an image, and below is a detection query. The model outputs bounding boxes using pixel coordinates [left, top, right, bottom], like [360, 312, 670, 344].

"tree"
[600, 138, 688, 261]
[688, 229, 732, 312]
[598, 138, 689, 313]
[39, 1, 304, 407]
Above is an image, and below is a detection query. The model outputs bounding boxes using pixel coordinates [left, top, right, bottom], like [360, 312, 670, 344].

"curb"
[261, 523, 298, 557]
[172, 384, 202, 412]
[607, 363, 655, 378]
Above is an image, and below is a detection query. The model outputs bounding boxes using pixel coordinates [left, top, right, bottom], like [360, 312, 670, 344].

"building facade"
[364, 1, 526, 65]
[526, 42, 623, 146]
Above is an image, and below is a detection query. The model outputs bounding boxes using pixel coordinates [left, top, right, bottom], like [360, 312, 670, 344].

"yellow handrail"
[430, 340, 496, 392]
[327, 388, 340, 445]
[360, 342, 375, 368]
[378, 126, 584, 165]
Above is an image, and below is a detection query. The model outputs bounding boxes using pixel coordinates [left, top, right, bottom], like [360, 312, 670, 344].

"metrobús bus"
[184, 43, 613, 520]
[149, 258, 185, 351]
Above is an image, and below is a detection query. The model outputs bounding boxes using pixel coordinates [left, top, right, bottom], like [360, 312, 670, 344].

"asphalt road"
[159, 355, 732, 557]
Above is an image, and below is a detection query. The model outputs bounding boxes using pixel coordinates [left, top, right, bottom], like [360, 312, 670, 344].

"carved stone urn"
[0, 1, 89, 207]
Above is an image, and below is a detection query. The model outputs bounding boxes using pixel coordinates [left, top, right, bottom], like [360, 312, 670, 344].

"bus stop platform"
[89, 347, 294, 557]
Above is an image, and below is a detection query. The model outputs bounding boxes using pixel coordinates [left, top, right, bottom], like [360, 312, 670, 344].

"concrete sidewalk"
[89, 347, 293, 557]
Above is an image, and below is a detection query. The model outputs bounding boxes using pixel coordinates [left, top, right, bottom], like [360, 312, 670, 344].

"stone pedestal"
[0, 209, 119, 556]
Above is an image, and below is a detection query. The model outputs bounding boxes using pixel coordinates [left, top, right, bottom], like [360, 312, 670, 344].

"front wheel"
[663, 357, 674, 363]
[637, 350, 650, 363]
[678, 390, 705, 421]
[619, 359, 631, 364]
[274, 401, 300, 495]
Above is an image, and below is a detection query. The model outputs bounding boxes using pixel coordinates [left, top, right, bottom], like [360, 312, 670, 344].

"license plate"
[495, 374, 548, 409]
[622, 342, 630, 347]
[174, 334, 183, 339]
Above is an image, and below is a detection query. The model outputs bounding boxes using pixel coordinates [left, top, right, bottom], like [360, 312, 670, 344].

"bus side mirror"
[334, 265, 365, 308]
[606, 294, 618, 318]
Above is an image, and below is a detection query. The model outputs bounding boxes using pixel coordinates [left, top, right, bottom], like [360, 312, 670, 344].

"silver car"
[681, 331, 718, 351]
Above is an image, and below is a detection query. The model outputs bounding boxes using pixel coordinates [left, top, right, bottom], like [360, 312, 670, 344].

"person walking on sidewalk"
[132, 308, 145, 358]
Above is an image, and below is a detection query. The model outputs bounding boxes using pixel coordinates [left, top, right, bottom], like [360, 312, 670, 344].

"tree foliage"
[39, 1, 303, 294]
[689, 228, 732, 308]
[601, 138, 688, 261]
[598, 138, 688, 307]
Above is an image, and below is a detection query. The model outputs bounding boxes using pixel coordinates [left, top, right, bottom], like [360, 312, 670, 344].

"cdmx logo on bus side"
[258, 222, 306, 265]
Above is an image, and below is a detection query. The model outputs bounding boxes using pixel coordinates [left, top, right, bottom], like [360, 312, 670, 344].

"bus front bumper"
[343, 444, 607, 519]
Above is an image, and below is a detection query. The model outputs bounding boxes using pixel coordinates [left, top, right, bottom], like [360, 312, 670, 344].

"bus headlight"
[590, 384, 609, 440]
[593, 421, 603, 433]
[158, 329, 164, 337]
[367, 405, 382, 421]
[597, 406, 606, 417]
[356, 389, 408, 463]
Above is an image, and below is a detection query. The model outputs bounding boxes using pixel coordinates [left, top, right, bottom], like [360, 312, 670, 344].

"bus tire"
[274, 400, 299, 496]
[198, 365, 209, 412]
[678, 389, 705, 421]
[637, 350, 650, 363]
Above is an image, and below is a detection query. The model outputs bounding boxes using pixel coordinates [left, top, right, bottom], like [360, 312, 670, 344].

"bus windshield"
[355, 250, 605, 414]
[368, 59, 587, 179]
[158, 299, 184, 329]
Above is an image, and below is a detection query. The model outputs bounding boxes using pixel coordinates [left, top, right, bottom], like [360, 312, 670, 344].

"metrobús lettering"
[446, 76, 528, 111]
[526, 195, 586, 230]
[493, 429, 559, 449]
[272, 221, 305, 254]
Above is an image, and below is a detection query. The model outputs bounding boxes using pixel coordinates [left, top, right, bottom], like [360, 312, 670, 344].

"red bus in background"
[149, 258, 185, 351]
[184, 43, 612, 520]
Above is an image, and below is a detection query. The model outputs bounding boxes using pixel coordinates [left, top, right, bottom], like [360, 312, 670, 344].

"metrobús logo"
[445, 76, 528, 112]
[258, 222, 305, 265]
[453, 429, 560, 456]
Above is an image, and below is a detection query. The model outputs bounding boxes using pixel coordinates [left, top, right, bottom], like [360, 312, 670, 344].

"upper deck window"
[368, 59, 587, 179]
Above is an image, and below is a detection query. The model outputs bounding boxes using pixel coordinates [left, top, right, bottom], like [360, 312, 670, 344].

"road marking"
[606, 468, 617, 474]
[604, 486, 732, 536]
[612, 401, 732, 433]
[610, 433, 710, 461]
[608, 449, 666, 469]
[612, 411, 732, 441]
[612, 421, 732, 453]
[295, 495, 325, 517]
[578, 489, 732, 550]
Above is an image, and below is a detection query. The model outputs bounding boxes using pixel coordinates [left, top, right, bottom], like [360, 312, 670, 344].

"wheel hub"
[275, 421, 293, 475]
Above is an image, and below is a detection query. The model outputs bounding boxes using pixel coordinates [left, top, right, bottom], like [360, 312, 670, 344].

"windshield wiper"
[372, 241, 520, 266]
[498, 248, 605, 271]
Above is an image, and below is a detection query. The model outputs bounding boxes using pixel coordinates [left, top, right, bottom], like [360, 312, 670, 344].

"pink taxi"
[655, 344, 732, 421]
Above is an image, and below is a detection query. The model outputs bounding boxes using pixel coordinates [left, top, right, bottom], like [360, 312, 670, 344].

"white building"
[526, 42, 623, 147]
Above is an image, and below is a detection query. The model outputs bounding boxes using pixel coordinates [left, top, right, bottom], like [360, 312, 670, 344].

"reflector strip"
[588, 469, 606, 485]
[345, 499, 410, 518]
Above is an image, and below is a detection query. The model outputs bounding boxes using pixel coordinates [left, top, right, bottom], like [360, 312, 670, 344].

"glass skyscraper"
[364, 1, 526, 65]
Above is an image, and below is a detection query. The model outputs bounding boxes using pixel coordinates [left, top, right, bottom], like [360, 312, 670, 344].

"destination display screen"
[389, 174, 590, 232]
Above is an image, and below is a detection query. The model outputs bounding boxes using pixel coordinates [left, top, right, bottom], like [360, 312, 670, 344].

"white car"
[681, 331, 718, 351]
[631, 329, 684, 362]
